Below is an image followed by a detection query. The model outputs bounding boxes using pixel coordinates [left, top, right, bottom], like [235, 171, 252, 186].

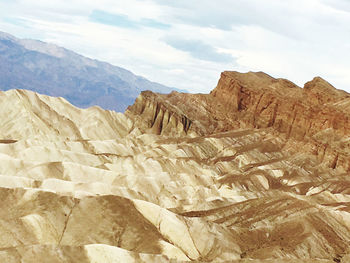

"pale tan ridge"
[1, 72, 350, 262]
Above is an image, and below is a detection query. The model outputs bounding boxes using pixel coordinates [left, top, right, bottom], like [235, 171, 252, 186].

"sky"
[0, 0, 350, 93]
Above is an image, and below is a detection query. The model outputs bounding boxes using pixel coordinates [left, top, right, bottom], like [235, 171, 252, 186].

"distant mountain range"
[0, 31, 182, 112]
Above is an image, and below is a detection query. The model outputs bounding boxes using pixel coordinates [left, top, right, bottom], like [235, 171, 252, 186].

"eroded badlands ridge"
[1, 72, 350, 262]
[127, 71, 350, 171]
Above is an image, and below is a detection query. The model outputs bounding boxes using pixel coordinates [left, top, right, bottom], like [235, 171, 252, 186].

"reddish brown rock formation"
[3, 78, 350, 262]
[127, 71, 350, 171]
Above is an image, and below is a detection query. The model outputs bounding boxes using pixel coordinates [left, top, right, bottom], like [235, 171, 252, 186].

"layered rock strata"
[127, 71, 350, 171]
[1, 71, 350, 262]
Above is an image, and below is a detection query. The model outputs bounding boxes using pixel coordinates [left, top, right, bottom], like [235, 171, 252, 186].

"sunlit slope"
[1, 78, 350, 262]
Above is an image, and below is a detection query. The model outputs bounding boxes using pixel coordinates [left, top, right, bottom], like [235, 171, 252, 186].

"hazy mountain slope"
[1, 72, 350, 262]
[0, 31, 180, 112]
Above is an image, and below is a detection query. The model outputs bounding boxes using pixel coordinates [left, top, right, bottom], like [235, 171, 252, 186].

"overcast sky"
[0, 0, 350, 93]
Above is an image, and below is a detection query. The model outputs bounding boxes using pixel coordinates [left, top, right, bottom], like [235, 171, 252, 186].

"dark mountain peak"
[0, 31, 181, 112]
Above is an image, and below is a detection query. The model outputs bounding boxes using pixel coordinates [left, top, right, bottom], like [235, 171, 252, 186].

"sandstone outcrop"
[1, 71, 350, 262]
[127, 71, 350, 172]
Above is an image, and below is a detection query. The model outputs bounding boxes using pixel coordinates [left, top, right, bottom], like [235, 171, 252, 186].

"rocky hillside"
[1, 71, 350, 262]
[127, 71, 350, 171]
[0, 31, 181, 112]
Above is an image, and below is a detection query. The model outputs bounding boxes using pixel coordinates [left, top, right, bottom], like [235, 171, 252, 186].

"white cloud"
[0, 0, 349, 93]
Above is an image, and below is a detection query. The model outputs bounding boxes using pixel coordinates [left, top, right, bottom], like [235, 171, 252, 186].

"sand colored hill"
[1, 72, 350, 262]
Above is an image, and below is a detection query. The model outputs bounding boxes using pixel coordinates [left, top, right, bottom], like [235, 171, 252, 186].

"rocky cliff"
[127, 71, 350, 172]
[1, 71, 350, 262]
